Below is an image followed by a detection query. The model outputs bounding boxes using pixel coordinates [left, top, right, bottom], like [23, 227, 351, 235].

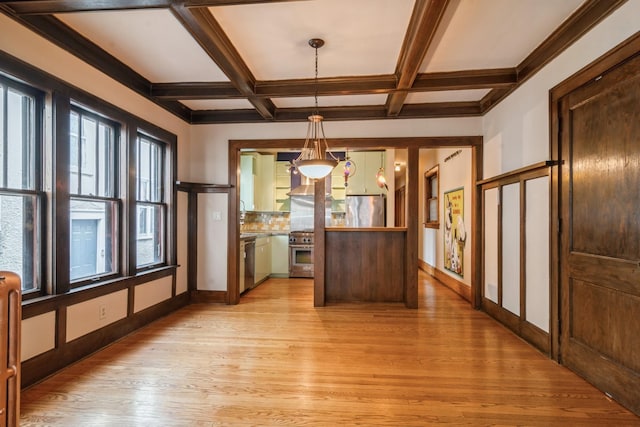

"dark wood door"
[559, 53, 640, 413]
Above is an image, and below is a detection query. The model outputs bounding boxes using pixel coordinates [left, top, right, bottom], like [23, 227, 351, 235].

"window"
[424, 165, 439, 228]
[2, 55, 177, 298]
[136, 134, 165, 268]
[68, 107, 119, 284]
[0, 77, 43, 294]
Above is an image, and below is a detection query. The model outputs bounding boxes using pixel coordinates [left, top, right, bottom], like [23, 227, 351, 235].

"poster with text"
[444, 187, 466, 276]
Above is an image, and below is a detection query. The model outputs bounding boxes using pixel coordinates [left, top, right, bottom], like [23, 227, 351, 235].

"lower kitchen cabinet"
[255, 236, 271, 285]
[271, 234, 289, 277]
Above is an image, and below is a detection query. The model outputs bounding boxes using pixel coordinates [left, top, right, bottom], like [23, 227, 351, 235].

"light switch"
[212, 211, 222, 221]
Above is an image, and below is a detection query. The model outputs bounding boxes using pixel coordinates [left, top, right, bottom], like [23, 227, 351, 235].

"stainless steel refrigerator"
[345, 194, 386, 227]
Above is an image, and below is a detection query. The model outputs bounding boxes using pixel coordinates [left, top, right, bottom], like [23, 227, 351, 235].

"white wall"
[419, 147, 473, 287]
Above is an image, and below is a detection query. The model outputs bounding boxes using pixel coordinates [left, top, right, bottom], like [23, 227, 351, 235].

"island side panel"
[325, 229, 406, 303]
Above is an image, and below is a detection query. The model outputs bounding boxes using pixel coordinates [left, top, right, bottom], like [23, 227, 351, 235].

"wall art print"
[444, 187, 466, 276]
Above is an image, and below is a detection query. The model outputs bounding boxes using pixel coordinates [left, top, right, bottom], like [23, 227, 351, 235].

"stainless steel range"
[288, 231, 314, 278]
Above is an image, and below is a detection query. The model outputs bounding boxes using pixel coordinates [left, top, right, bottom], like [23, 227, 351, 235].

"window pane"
[69, 198, 118, 281]
[137, 137, 162, 203]
[80, 116, 97, 196]
[70, 112, 115, 198]
[0, 193, 38, 292]
[429, 199, 438, 221]
[97, 123, 113, 197]
[6, 88, 35, 190]
[136, 203, 164, 267]
[69, 111, 80, 194]
[151, 142, 162, 202]
[138, 139, 150, 201]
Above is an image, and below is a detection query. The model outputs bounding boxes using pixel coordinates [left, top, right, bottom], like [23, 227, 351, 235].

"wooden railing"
[0, 272, 21, 427]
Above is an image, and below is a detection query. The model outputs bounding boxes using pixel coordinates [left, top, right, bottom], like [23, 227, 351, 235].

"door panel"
[560, 53, 640, 413]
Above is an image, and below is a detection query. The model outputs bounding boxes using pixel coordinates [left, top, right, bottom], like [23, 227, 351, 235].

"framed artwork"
[444, 187, 466, 276]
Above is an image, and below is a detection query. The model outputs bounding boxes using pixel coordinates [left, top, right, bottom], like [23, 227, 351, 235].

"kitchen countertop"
[240, 231, 289, 240]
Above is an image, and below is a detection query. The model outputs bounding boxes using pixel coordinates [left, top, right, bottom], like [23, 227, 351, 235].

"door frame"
[549, 32, 640, 361]
[227, 137, 483, 306]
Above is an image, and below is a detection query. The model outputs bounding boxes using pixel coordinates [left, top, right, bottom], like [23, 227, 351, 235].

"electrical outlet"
[212, 211, 222, 221]
[99, 304, 107, 320]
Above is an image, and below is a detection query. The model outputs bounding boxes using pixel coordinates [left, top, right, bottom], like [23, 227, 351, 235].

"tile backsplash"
[241, 211, 345, 231]
[242, 211, 290, 231]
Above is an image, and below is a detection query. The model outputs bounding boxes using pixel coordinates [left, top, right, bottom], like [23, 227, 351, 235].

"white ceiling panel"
[57, 9, 229, 82]
[421, 0, 584, 72]
[405, 89, 490, 104]
[274, 94, 388, 109]
[210, 0, 415, 80]
[180, 99, 254, 110]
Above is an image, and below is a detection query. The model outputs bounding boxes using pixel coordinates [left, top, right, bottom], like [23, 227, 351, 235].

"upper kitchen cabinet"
[240, 153, 274, 211]
[240, 154, 256, 210]
[345, 151, 386, 195]
[330, 161, 346, 212]
[274, 161, 291, 211]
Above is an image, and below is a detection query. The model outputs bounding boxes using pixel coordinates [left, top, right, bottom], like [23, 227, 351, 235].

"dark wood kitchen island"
[322, 227, 409, 305]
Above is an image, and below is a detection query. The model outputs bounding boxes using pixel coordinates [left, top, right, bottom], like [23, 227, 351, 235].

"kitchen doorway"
[228, 137, 483, 306]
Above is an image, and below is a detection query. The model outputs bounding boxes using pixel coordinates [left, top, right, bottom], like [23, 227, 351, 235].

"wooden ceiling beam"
[190, 101, 481, 124]
[385, 0, 451, 117]
[412, 68, 517, 91]
[183, 0, 304, 6]
[170, 4, 275, 119]
[1, 0, 173, 15]
[155, 68, 516, 101]
[1, 0, 302, 14]
[256, 75, 397, 97]
[151, 82, 242, 100]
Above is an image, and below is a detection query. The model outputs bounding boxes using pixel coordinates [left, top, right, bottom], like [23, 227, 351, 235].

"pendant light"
[293, 38, 338, 179]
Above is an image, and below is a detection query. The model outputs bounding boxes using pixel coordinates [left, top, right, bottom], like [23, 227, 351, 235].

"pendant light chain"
[314, 44, 319, 114]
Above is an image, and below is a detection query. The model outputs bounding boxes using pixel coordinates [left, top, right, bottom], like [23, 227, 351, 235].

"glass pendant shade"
[294, 113, 338, 179]
[297, 159, 338, 179]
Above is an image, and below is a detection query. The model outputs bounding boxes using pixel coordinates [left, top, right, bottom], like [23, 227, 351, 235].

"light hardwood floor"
[21, 272, 639, 426]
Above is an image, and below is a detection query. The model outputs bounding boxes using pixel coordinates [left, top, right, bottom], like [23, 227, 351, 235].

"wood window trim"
[424, 164, 439, 228]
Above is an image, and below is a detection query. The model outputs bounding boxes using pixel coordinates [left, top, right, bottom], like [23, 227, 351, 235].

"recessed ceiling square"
[210, 0, 415, 80]
[57, 9, 229, 82]
[422, 0, 584, 72]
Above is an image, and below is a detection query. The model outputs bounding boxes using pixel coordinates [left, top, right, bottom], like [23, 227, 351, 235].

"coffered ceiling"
[0, 0, 627, 124]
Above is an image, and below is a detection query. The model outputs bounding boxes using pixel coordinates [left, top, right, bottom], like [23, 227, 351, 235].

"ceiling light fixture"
[293, 38, 338, 180]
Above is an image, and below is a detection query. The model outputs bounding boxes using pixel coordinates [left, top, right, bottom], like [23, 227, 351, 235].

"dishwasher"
[241, 239, 255, 293]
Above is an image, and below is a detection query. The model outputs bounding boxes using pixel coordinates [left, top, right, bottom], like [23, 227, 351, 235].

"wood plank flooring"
[21, 272, 640, 426]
